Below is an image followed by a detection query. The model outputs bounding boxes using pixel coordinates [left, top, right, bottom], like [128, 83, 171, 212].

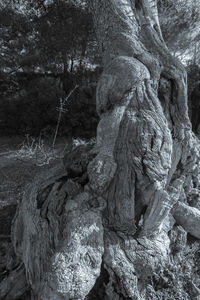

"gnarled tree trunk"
[88, 0, 193, 235]
[2, 1, 200, 299]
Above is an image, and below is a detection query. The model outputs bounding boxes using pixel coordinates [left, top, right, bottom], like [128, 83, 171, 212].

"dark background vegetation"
[0, 0, 200, 139]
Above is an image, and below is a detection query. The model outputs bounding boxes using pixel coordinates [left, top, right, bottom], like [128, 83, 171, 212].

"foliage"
[0, 0, 97, 74]
[158, 0, 200, 59]
[0, 72, 99, 138]
[61, 83, 99, 138]
[0, 76, 64, 135]
[14, 134, 56, 166]
[33, 0, 95, 73]
[0, 0, 200, 139]
[187, 63, 200, 94]
[0, 0, 200, 74]
[0, 6, 34, 72]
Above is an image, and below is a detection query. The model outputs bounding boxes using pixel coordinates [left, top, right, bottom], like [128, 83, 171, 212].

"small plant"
[52, 85, 79, 148]
[15, 134, 57, 166]
[72, 137, 96, 148]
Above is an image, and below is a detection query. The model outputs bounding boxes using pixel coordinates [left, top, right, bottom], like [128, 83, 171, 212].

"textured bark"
[12, 159, 105, 300]
[88, 0, 193, 235]
[87, 0, 200, 298]
[3, 1, 200, 299]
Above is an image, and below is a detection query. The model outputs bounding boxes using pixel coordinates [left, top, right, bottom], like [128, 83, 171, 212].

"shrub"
[0, 76, 65, 136]
[0, 71, 99, 139]
[14, 134, 57, 166]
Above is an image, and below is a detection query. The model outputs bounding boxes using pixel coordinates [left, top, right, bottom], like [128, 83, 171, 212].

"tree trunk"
[87, 0, 194, 235]
[2, 1, 200, 299]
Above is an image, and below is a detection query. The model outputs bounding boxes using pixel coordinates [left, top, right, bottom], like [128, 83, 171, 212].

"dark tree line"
[0, 0, 200, 138]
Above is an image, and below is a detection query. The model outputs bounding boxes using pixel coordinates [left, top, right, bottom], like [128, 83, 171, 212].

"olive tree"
[1, 1, 200, 299]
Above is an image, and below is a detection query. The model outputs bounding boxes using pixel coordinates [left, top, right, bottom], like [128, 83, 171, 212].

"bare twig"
[52, 84, 78, 148]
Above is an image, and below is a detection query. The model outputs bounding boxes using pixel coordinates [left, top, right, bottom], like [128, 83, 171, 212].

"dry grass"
[0, 136, 65, 207]
[14, 134, 58, 166]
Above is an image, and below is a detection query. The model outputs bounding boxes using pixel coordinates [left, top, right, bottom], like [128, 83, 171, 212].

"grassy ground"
[0, 136, 68, 235]
[0, 135, 71, 288]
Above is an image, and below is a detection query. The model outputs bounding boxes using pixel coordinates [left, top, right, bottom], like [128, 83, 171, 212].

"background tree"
[158, 0, 200, 60]
[1, 0, 200, 140]
[0, 0, 100, 138]
[0, 0, 95, 75]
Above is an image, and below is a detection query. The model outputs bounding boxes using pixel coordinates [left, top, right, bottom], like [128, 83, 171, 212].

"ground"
[0, 135, 69, 285]
[2, 136, 200, 300]
[0, 136, 65, 208]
